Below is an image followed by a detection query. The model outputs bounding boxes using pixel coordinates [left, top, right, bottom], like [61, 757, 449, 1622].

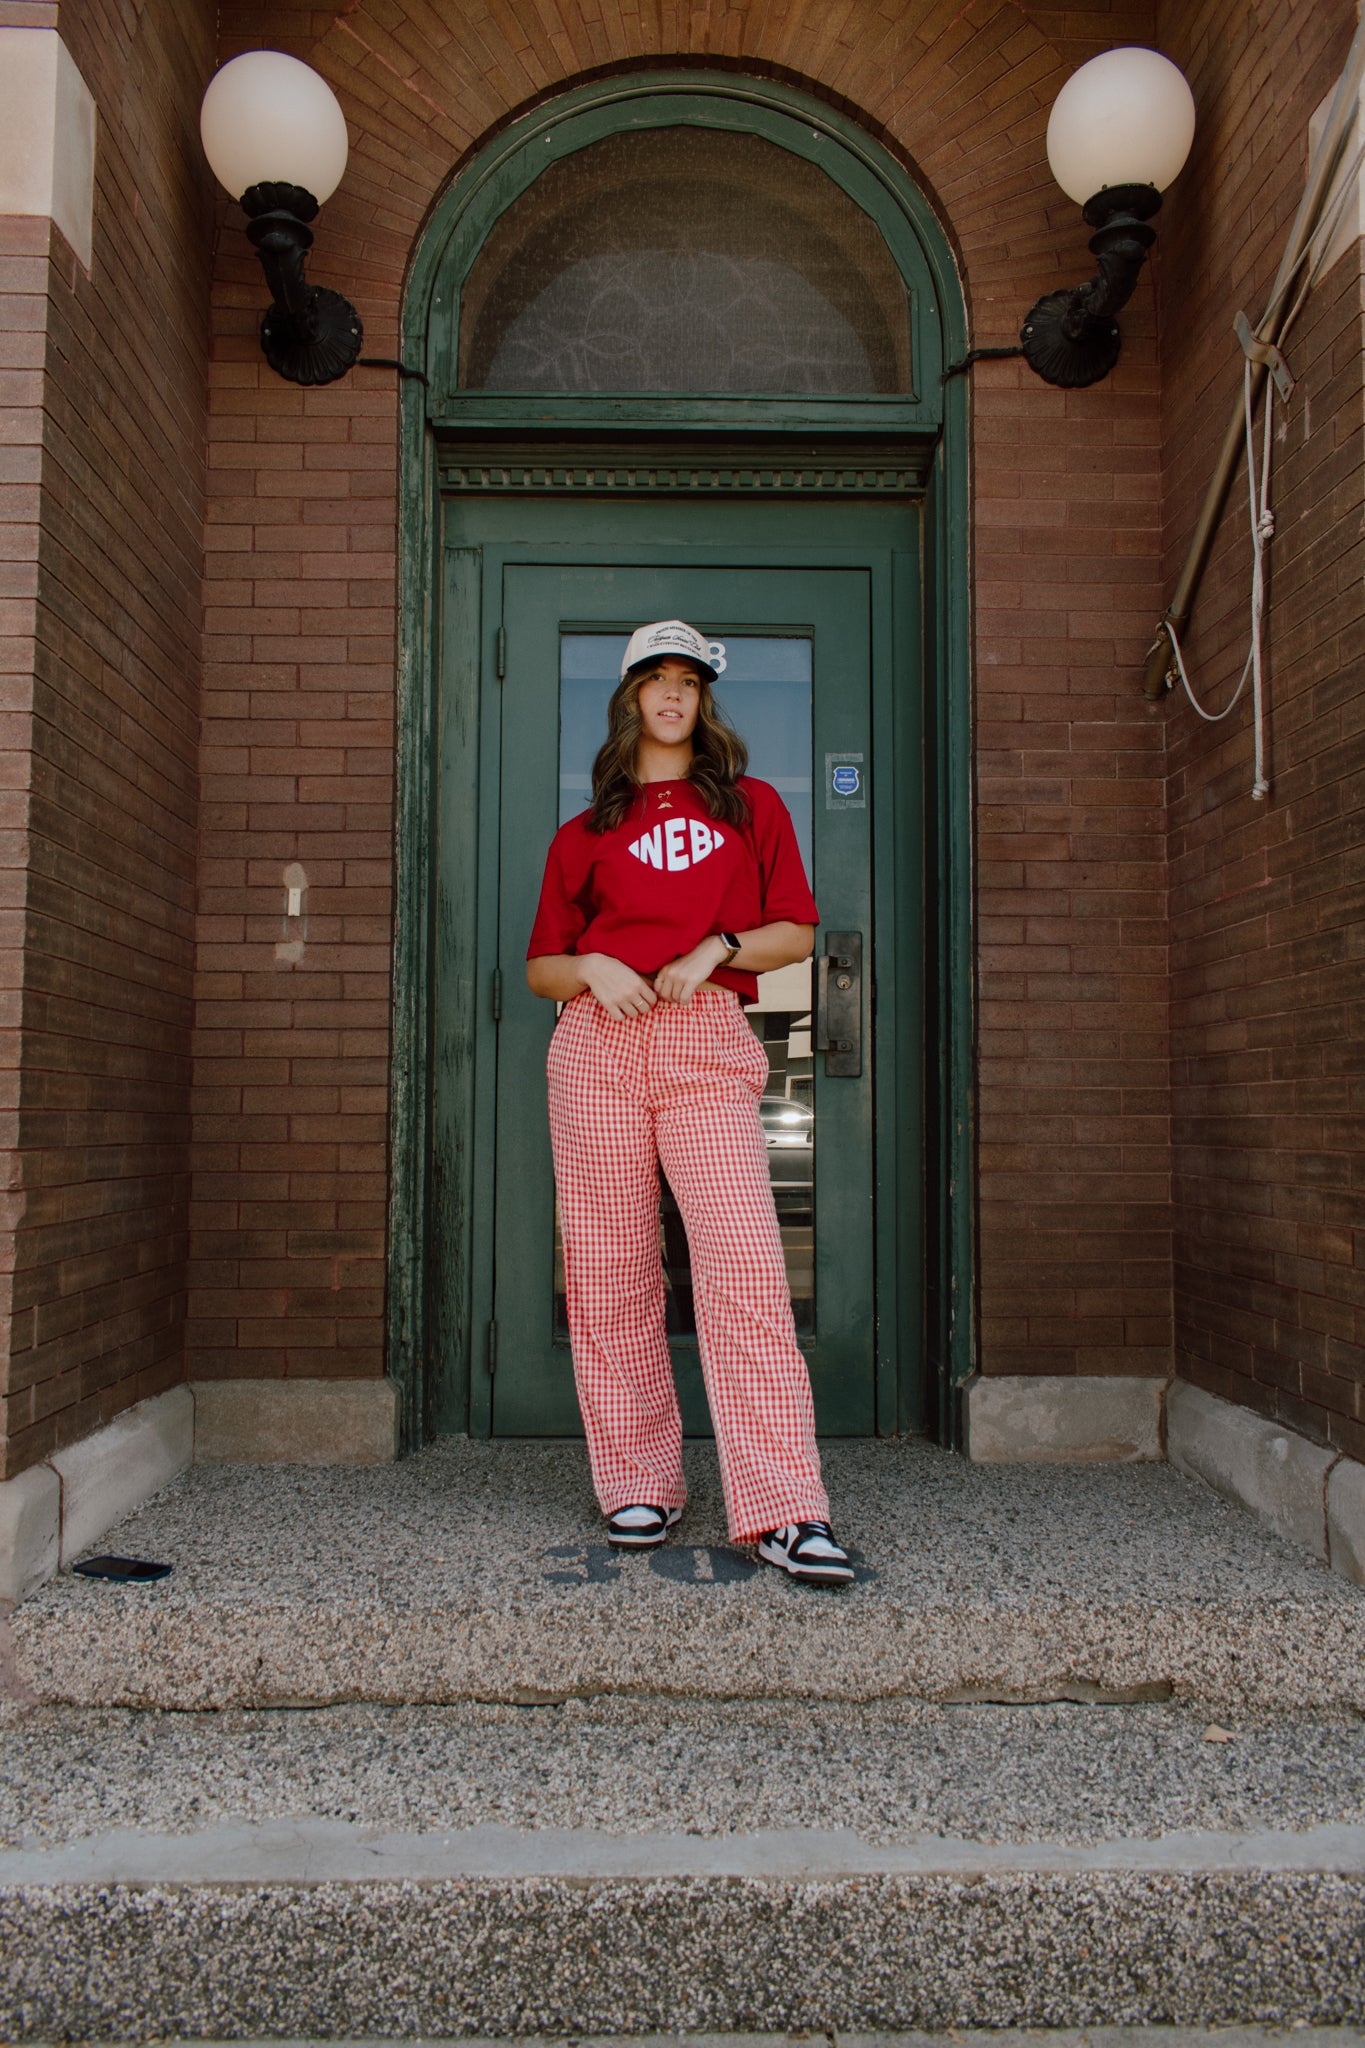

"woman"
[526, 618, 854, 1587]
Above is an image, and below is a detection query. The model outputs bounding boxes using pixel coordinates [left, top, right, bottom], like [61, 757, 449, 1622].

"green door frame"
[467, 543, 891, 1440]
[390, 70, 974, 1452]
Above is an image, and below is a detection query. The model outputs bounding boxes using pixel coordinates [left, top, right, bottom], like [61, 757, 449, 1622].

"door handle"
[813, 930, 862, 1077]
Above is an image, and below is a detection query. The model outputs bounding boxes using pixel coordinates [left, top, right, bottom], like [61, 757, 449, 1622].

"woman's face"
[634, 657, 705, 752]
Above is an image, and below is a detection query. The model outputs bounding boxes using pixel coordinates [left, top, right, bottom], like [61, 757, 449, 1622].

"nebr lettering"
[628, 818, 725, 874]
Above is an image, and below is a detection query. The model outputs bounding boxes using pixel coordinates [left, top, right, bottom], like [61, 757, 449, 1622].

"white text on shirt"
[628, 818, 725, 872]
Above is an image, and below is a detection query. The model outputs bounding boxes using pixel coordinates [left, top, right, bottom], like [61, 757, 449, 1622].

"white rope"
[1163, 118, 1365, 802]
[1165, 360, 1273, 799]
[1160, 622, 1250, 723]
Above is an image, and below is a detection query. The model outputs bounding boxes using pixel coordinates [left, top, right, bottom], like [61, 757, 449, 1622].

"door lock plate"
[814, 930, 862, 1077]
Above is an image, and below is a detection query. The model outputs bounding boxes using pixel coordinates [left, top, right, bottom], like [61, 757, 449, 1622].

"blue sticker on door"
[826, 751, 866, 810]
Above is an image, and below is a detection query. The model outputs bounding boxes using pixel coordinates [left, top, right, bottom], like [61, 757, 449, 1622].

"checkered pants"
[547, 985, 828, 1543]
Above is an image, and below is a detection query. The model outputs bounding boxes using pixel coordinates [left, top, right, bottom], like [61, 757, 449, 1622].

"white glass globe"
[1046, 47, 1196, 206]
[200, 50, 349, 205]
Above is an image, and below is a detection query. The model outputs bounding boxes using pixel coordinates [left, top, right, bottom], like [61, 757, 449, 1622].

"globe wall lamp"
[200, 50, 362, 386]
[1021, 47, 1196, 388]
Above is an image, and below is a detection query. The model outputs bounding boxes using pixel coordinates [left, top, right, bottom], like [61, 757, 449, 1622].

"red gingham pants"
[547, 985, 828, 1543]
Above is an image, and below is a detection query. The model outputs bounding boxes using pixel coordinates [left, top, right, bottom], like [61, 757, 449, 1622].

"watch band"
[718, 930, 742, 966]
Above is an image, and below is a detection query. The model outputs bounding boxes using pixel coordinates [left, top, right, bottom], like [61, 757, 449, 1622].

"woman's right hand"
[579, 953, 658, 1020]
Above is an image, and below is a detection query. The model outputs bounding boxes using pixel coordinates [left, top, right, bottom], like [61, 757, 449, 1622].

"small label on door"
[826, 751, 866, 810]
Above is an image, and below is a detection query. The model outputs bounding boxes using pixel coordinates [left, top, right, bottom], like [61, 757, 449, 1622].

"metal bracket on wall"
[941, 345, 1025, 380]
[1234, 312, 1296, 403]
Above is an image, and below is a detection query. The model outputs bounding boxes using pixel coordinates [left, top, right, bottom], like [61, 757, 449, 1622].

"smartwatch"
[717, 931, 742, 966]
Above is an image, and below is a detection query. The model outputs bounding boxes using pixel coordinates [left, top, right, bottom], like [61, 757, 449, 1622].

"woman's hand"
[579, 952, 659, 1020]
[653, 936, 729, 1006]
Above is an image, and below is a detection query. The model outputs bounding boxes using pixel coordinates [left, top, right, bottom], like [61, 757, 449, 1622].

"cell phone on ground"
[72, 1555, 172, 1582]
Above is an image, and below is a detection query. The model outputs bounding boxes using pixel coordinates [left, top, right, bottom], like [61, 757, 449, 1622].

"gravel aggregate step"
[8, 1441, 1365, 1712]
[23, 2033, 1365, 2048]
[3, 1858, 1363, 2037]
[3, 1697, 1364, 1850]
[3, 1686, 1363, 2036]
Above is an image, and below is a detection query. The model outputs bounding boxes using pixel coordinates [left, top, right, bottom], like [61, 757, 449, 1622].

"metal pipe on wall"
[1142, 16, 1365, 700]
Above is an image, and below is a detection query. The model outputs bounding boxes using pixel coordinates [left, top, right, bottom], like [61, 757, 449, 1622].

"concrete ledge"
[49, 1386, 194, 1567]
[0, 1463, 61, 1606]
[3, 1859, 1363, 2035]
[1166, 1382, 1334, 1560]
[1327, 1457, 1365, 1586]
[191, 1377, 399, 1464]
[965, 1374, 1166, 1463]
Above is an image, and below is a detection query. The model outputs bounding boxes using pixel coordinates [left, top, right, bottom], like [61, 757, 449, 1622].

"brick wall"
[12, 1, 1352, 1469]
[0, 206, 47, 1478]
[971, 115, 1170, 1385]
[0, 0, 214, 1478]
[196, 0, 1172, 1403]
[1159, 0, 1365, 1458]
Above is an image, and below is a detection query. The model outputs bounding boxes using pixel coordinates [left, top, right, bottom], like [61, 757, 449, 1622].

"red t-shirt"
[527, 775, 819, 1003]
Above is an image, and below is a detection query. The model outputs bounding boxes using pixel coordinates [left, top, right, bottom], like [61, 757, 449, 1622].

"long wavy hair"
[588, 661, 750, 834]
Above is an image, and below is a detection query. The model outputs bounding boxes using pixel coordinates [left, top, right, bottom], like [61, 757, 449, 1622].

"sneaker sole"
[756, 1541, 855, 1586]
[606, 1511, 682, 1549]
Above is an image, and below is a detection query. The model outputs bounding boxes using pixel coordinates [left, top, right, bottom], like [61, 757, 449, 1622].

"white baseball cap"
[619, 619, 723, 682]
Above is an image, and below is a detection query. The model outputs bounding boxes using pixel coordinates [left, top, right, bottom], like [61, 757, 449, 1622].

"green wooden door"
[487, 561, 876, 1436]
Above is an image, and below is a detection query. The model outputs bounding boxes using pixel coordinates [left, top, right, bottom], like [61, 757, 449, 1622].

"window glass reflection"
[460, 128, 911, 394]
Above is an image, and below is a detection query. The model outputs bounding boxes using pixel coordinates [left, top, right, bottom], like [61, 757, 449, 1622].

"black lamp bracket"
[1020, 182, 1161, 389]
[240, 181, 363, 387]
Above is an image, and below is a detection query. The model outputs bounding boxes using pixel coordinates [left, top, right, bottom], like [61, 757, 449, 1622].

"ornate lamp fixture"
[1022, 47, 1196, 388]
[200, 50, 362, 386]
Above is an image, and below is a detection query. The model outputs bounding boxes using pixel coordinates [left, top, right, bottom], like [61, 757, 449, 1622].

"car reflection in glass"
[759, 1095, 814, 1193]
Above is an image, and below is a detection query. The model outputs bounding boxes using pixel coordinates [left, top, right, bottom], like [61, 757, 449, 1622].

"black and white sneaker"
[605, 1503, 683, 1548]
[757, 1520, 855, 1585]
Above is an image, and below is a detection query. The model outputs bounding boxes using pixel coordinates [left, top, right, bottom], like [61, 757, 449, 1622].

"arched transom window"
[458, 128, 912, 395]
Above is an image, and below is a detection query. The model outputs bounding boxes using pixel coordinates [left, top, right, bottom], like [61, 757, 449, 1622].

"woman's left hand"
[653, 936, 728, 1005]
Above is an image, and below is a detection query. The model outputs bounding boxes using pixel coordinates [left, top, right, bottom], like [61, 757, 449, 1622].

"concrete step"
[17, 2036, 1361, 2048]
[7, 1441, 1364, 1713]
[1, 1695, 1363, 2036]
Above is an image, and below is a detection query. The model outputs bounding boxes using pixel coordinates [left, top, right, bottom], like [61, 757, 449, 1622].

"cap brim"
[624, 652, 718, 683]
